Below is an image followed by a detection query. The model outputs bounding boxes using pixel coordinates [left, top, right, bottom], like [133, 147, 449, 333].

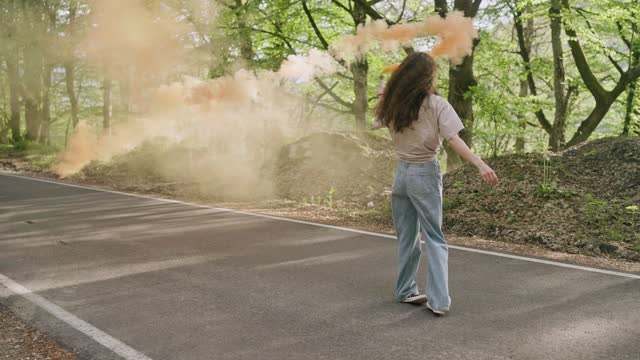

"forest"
[0, 0, 637, 157]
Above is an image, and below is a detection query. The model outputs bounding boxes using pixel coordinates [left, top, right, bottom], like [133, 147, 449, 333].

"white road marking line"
[2, 172, 639, 280]
[0, 273, 153, 360]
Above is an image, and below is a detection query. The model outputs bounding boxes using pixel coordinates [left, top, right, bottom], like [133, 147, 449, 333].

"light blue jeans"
[392, 159, 450, 311]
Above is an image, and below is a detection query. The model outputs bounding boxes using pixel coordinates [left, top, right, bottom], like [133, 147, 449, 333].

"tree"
[22, 0, 45, 141]
[2, 0, 22, 142]
[63, 0, 81, 129]
[300, 0, 371, 129]
[562, 0, 640, 146]
[435, 0, 482, 148]
[549, 0, 567, 151]
[434, 0, 482, 168]
[512, 0, 640, 150]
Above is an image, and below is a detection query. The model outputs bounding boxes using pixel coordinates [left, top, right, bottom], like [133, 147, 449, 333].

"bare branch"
[561, 0, 608, 101]
[302, 0, 330, 50]
[513, 7, 552, 132]
[331, 0, 352, 16]
[315, 78, 353, 108]
[394, 0, 408, 24]
[616, 21, 632, 49]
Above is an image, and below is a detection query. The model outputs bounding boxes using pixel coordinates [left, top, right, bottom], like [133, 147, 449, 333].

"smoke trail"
[332, 11, 477, 65]
[55, 0, 339, 188]
[54, 53, 339, 197]
[278, 49, 337, 82]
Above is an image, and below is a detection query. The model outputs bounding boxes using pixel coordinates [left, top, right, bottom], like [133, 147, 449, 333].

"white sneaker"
[400, 293, 428, 304]
[426, 301, 447, 315]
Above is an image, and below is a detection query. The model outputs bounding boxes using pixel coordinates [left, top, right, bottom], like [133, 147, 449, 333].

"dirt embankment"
[443, 137, 640, 261]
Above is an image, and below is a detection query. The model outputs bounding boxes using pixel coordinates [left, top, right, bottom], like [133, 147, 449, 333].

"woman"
[375, 52, 498, 315]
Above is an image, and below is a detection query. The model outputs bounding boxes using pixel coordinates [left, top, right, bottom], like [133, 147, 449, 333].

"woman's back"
[388, 95, 464, 163]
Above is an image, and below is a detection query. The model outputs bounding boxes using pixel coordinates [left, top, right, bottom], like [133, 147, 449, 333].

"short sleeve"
[437, 101, 465, 140]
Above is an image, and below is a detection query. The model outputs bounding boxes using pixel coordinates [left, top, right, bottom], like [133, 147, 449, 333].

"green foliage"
[443, 195, 462, 210]
[325, 186, 336, 208]
[533, 154, 575, 198]
[626, 205, 639, 228]
[535, 183, 576, 199]
[28, 154, 57, 168]
[13, 139, 30, 151]
[583, 199, 612, 226]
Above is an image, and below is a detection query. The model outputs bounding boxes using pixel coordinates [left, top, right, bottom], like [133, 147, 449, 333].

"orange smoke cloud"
[278, 49, 337, 82]
[53, 52, 336, 178]
[83, 0, 189, 81]
[53, 125, 98, 178]
[424, 12, 477, 64]
[332, 11, 478, 65]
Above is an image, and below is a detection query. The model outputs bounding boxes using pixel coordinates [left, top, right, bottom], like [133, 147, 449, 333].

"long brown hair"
[375, 52, 437, 133]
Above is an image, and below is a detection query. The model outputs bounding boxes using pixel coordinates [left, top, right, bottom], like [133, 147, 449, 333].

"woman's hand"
[477, 163, 498, 186]
[447, 135, 499, 187]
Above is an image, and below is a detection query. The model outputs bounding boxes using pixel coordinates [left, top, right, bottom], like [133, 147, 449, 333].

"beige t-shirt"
[386, 95, 464, 163]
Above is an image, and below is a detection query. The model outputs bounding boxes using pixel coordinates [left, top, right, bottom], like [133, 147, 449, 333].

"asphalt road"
[1, 172, 639, 360]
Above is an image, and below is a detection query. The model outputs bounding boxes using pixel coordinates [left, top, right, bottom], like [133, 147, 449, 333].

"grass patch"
[0, 142, 60, 159]
[28, 154, 57, 169]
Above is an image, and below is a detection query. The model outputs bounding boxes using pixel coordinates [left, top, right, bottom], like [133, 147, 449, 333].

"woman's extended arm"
[447, 135, 499, 186]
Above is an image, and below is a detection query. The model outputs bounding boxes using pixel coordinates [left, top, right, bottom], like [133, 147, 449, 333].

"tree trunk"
[119, 67, 131, 119]
[23, 46, 43, 142]
[40, 63, 53, 144]
[234, 0, 254, 67]
[560, 0, 640, 146]
[22, 1, 44, 142]
[436, 0, 481, 170]
[6, 53, 21, 143]
[351, 60, 368, 131]
[566, 100, 614, 146]
[64, 1, 79, 128]
[64, 62, 80, 128]
[622, 23, 639, 136]
[622, 80, 638, 136]
[448, 56, 476, 147]
[103, 75, 112, 130]
[549, 0, 568, 151]
[5, 0, 21, 143]
[515, 12, 534, 152]
[515, 78, 528, 152]
[513, 5, 552, 134]
[351, 0, 368, 131]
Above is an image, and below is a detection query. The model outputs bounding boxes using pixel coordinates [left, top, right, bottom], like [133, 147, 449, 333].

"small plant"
[542, 153, 551, 189]
[607, 228, 626, 242]
[534, 153, 576, 199]
[325, 186, 336, 208]
[535, 183, 576, 199]
[626, 205, 639, 228]
[583, 199, 611, 226]
[443, 196, 462, 210]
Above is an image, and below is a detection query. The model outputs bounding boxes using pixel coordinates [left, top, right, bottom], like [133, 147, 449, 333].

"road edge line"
[0, 273, 153, 360]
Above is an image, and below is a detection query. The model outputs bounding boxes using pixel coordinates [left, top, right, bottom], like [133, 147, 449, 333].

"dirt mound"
[274, 132, 395, 205]
[78, 139, 274, 201]
[443, 136, 640, 261]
